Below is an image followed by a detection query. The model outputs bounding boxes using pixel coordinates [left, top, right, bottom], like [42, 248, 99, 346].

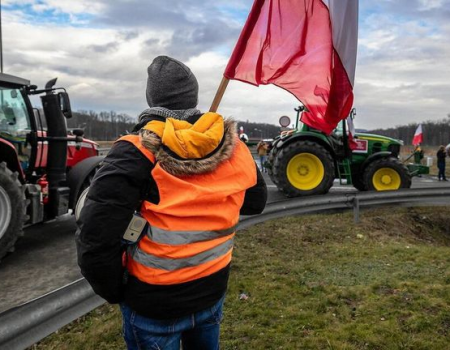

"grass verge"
[31, 206, 450, 350]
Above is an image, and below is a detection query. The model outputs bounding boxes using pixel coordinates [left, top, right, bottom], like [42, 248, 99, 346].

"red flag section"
[224, 0, 358, 135]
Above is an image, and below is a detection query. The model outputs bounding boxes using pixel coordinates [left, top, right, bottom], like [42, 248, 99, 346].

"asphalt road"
[0, 173, 449, 314]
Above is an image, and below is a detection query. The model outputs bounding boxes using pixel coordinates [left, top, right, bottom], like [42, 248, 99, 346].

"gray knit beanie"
[146, 56, 199, 110]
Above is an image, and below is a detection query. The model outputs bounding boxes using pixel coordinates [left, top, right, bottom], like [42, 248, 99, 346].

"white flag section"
[322, 0, 359, 86]
[412, 124, 423, 146]
[347, 116, 356, 137]
[346, 116, 357, 150]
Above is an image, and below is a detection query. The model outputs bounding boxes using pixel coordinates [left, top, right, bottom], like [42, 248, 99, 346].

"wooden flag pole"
[209, 77, 229, 112]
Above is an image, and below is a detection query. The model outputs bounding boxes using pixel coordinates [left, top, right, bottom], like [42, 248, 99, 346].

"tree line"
[368, 117, 450, 146]
[64, 109, 450, 145]
[64, 110, 283, 141]
[66, 110, 136, 141]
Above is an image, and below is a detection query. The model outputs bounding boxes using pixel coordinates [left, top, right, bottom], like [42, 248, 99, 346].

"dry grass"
[31, 206, 450, 350]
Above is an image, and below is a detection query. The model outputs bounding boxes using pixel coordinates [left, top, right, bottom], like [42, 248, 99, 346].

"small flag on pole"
[224, 0, 359, 134]
[412, 124, 423, 146]
[347, 116, 357, 150]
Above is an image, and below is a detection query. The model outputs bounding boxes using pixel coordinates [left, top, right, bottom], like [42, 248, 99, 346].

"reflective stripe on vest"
[122, 135, 257, 285]
[131, 236, 234, 271]
[148, 224, 238, 245]
[128, 247, 233, 285]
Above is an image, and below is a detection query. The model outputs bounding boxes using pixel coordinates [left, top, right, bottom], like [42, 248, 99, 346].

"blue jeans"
[438, 162, 446, 180]
[120, 295, 224, 350]
[259, 155, 267, 172]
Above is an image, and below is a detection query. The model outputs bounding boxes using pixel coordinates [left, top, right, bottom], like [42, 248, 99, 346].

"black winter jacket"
[76, 113, 267, 319]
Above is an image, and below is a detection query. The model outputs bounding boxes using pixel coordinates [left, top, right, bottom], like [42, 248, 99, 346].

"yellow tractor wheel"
[272, 140, 334, 197]
[372, 168, 401, 190]
[364, 158, 411, 191]
[287, 153, 325, 191]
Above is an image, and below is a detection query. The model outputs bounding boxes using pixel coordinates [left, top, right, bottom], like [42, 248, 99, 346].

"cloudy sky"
[2, 0, 449, 130]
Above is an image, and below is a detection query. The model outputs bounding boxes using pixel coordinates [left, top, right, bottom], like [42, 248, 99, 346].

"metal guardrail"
[97, 148, 110, 156]
[0, 279, 104, 350]
[1, 188, 450, 349]
[239, 187, 450, 229]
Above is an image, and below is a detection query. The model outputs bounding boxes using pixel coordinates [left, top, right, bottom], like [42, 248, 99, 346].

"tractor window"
[0, 88, 30, 137]
[333, 120, 344, 135]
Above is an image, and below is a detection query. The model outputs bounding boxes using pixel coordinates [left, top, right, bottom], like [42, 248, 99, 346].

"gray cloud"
[88, 42, 119, 54]
[94, 1, 222, 29]
[118, 30, 140, 41]
[91, 1, 242, 60]
[4, 0, 450, 130]
[373, 0, 450, 22]
[352, 1, 450, 129]
[166, 22, 239, 61]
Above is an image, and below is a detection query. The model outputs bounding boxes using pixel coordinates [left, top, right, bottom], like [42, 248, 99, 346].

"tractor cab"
[0, 74, 34, 176]
[0, 87, 30, 135]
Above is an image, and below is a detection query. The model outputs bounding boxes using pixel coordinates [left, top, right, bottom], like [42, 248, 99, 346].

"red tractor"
[0, 73, 104, 260]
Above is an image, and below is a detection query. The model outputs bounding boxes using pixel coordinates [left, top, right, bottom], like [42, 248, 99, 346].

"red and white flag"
[412, 124, 423, 146]
[346, 116, 358, 150]
[224, 0, 358, 134]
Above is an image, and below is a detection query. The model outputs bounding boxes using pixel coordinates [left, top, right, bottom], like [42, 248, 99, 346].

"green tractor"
[268, 107, 429, 197]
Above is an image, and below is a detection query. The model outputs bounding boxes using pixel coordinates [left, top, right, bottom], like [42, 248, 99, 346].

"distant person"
[437, 145, 447, 181]
[414, 145, 424, 165]
[76, 56, 267, 349]
[256, 140, 269, 173]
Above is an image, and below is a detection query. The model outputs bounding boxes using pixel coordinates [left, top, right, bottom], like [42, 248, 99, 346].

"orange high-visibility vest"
[119, 134, 256, 285]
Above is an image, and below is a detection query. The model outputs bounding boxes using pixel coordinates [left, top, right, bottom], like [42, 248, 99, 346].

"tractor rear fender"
[0, 139, 25, 183]
[357, 151, 393, 174]
[275, 132, 335, 157]
[274, 132, 337, 172]
[67, 155, 104, 209]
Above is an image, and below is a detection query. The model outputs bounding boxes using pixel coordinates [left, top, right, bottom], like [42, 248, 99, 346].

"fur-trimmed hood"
[140, 112, 237, 176]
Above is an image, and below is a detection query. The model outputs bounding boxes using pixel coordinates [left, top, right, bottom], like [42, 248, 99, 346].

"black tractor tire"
[67, 156, 104, 209]
[363, 157, 411, 191]
[352, 170, 367, 191]
[272, 140, 335, 197]
[267, 147, 279, 185]
[0, 162, 26, 261]
[78, 165, 100, 197]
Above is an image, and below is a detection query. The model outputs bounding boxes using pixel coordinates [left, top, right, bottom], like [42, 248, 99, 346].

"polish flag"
[412, 124, 423, 146]
[224, 0, 358, 134]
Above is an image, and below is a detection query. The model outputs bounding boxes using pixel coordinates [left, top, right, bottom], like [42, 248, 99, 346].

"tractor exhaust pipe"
[41, 91, 68, 218]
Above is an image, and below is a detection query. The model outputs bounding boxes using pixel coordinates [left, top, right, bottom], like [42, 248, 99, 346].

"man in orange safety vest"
[76, 56, 267, 350]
